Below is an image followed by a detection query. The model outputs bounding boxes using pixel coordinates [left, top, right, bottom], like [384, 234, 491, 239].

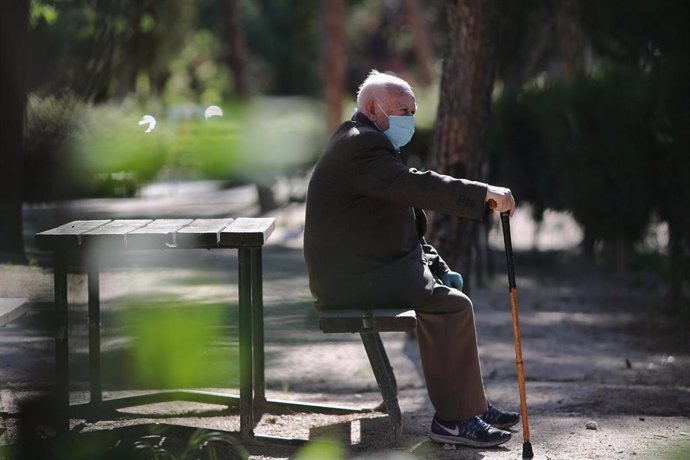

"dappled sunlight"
[521, 310, 637, 328]
[488, 205, 583, 251]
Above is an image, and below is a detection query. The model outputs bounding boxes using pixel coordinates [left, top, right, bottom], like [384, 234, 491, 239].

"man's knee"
[416, 284, 474, 314]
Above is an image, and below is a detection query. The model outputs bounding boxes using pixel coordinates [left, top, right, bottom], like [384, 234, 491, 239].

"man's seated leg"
[415, 283, 517, 447]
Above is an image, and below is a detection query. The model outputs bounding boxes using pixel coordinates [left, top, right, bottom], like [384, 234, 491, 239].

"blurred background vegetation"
[1, 0, 689, 317]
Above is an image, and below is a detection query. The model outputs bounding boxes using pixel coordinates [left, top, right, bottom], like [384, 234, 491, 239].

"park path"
[1, 182, 689, 459]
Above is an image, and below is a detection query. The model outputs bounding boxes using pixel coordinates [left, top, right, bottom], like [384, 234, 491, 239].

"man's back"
[304, 112, 487, 309]
[304, 112, 432, 309]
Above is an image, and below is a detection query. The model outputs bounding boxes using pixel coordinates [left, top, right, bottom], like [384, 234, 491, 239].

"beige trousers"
[415, 283, 488, 421]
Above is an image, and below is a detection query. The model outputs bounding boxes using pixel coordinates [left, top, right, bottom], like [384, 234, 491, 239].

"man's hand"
[440, 271, 464, 291]
[486, 185, 516, 217]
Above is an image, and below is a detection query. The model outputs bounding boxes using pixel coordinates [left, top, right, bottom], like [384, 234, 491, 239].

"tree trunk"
[0, 0, 28, 262]
[321, 0, 346, 135]
[428, 0, 501, 292]
[401, 0, 436, 86]
[552, 0, 585, 80]
[218, 0, 250, 98]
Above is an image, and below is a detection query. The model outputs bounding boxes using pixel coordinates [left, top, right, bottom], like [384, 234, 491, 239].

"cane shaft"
[510, 287, 531, 443]
[500, 213, 516, 289]
[501, 211, 532, 449]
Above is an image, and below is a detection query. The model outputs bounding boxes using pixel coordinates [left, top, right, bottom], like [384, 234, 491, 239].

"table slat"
[36, 220, 112, 250]
[175, 218, 235, 248]
[81, 220, 153, 249]
[126, 219, 194, 249]
[220, 218, 275, 247]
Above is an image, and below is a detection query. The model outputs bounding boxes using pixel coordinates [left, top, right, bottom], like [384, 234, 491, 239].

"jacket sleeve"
[348, 131, 488, 220]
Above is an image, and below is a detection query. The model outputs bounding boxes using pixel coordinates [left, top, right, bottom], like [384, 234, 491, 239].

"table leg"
[54, 251, 69, 433]
[87, 252, 102, 409]
[238, 248, 254, 439]
[251, 247, 265, 404]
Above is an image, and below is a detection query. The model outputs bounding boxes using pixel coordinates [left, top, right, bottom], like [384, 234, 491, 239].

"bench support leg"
[359, 331, 402, 441]
[251, 247, 266, 405]
[238, 248, 254, 440]
[54, 251, 69, 434]
[87, 252, 102, 413]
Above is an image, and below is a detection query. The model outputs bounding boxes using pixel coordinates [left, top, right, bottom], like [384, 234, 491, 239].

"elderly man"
[304, 70, 518, 448]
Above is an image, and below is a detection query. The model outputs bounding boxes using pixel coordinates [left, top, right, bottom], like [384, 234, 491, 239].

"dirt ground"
[1, 191, 689, 460]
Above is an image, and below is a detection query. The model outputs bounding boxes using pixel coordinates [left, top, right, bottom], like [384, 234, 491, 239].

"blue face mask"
[376, 101, 415, 149]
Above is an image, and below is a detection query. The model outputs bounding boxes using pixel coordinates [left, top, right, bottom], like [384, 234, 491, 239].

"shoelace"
[465, 416, 492, 436]
[482, 405, 501, 422]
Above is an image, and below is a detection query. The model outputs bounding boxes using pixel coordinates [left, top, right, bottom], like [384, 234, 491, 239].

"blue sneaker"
[429, 414, 511, 447]
[481, 404, 520, 429]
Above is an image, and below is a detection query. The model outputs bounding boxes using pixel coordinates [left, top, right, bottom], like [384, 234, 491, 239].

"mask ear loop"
[373, 99, 390, 132]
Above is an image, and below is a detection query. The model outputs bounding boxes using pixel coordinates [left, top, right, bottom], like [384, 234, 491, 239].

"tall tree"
[218, 0, 250, 98]
[0, 0, 28, 262]
[401, 0, 436, 86]
[552, 0, 585, 80]
[321, 0, 346, 134]
[428, 0, 501, 288]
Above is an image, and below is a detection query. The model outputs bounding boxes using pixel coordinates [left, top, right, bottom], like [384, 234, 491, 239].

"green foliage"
[118, 299, 233, 388]
[563, 70, 656, 246]
[29, 0, 197, 102]
[490, 69, 656, 252]
[239, 96, 327, 175]
[293, 437, 345, 460]
[26, 94, 325, 198]
[132, 429, 249, 460]
[664, 443, 690, 460]
[241, 0, 321, 95]
[11, 425, 248, 460]
[162, 28, 234, 104]
[24, 94, 88, 200]
[72, 103, 169, 188]
[489, 84, 570, 220]
[29, 1, 57, 27]
[71, 100, 257, 193]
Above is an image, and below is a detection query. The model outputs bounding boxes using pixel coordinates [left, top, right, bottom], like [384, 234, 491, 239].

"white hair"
[356, 70, 413, 112]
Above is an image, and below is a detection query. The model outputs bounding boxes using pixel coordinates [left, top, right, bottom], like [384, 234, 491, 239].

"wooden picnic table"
[36, 218, 359, 444]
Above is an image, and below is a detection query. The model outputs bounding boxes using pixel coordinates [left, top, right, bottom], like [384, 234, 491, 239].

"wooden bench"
[318, 308, 417, 441]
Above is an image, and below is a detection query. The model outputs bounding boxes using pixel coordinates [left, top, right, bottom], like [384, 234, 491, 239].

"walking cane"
[497, 209, 534, 459]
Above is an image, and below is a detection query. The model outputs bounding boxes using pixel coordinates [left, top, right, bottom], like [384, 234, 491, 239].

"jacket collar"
[352, 110, 382, 132]
[352, 110, 400, 155]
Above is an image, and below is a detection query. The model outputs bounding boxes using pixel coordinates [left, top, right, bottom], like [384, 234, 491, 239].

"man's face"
[366, 89, 416, 131]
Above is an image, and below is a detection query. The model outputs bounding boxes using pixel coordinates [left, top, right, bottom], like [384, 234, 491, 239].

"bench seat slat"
[319, 309, 416, 333]
[219, 217, 275, 247]
[126, 219, 194, 249]
[81, 220, 154, 249]
[36, 220, 112, 250]
[175, 218, 235, 248]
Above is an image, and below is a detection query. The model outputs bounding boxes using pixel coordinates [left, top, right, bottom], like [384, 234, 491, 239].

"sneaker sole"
[428, 432, 511, 448]
[489, 419, 520, 430]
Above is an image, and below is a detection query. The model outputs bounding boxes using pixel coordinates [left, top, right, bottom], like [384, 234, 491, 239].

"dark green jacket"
[304, 112, 487, 309]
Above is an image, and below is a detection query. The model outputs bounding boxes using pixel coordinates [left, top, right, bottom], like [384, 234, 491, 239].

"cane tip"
[522, 441, 534, 458]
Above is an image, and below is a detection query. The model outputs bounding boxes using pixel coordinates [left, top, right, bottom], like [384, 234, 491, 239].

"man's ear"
[365, 98, 377, 118]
